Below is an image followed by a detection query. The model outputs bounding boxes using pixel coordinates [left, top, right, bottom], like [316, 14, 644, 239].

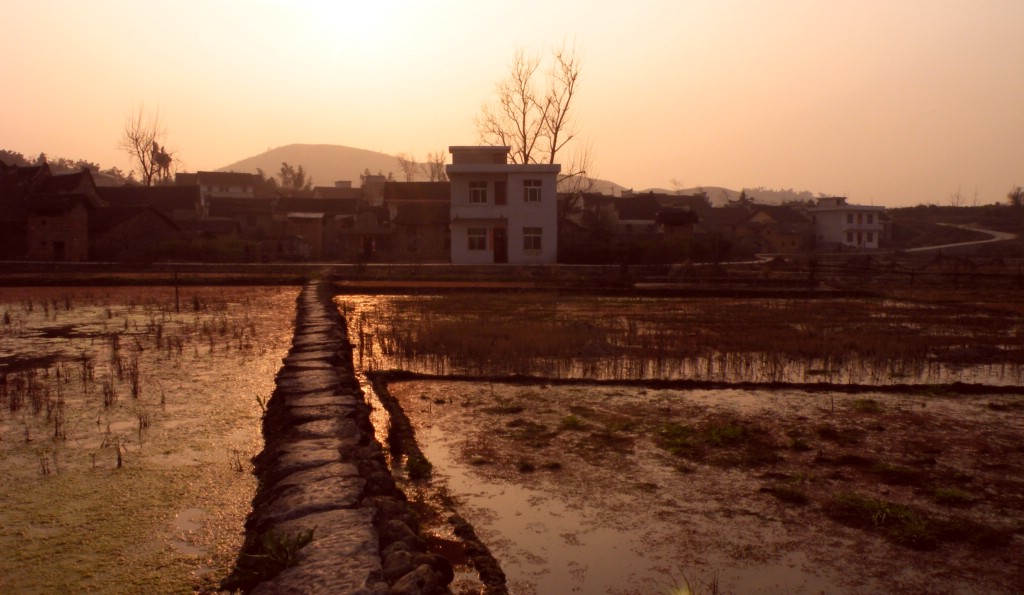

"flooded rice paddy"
[342, 293, 1024, 386]
[338, 291, 1024, 594]
[0, 286, 298, 593]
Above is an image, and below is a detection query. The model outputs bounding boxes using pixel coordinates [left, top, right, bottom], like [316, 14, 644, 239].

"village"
[0, 146, 889, 266]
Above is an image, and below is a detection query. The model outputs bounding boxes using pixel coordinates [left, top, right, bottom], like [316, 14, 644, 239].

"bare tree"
[478, 43, 592, 226]
[477, 49, 545, 164]
[421, 151, 448, 182]
[477, 44, 583, 167]
[542, 45, 582, 165]
[396, 153, 418, 182]
[119, 105, 175, 186]
[949, 186, 964, 207]
[557, 142, 596, 221]
[1008, 185, 1023, 208]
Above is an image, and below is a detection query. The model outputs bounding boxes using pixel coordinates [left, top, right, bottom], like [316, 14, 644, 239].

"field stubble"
[0, 286, 298, 593]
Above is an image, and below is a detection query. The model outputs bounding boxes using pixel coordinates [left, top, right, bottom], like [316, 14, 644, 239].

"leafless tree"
[396, 153, 418, 182]
[421, 151, 448, 182]
[557, 143, 596, 221]
[119, 105, 175, 186]
[949, 187, 964, 207]
[1007, 185, 1023, 208]
[542, 45, 582, 166]
[476, 43, 583, 167]
[477, 49, 545, 164]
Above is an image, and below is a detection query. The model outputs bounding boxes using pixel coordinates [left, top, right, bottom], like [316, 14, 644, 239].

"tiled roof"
[196, 171, 259, 186]
[312, 186, 362, 200]
[394, 201, 450, 225]
[38, 170, 96, 195]
[89, 207, 179, 234]
[383, 181, 451, 202]
[613, 194, 661, 221]
[655, 207, 699, 226]
[99, 185, 201, 210]
[277, 197, 360, 215]
[751, 204, 810, 224]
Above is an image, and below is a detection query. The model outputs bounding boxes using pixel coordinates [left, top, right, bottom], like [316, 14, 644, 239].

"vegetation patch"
[870, 462, 925, 486]
[850, 398, 885, 414]
[826, 492, 941, 549]
[931, 486, 975, 507]
[815, 423, 864, 445]
[485, 400, 526, 415]
[222, 527, 315, 592]
[558, 414, 587, 431]
[504, 419, 553, 448]
[760, 484, 810, 505]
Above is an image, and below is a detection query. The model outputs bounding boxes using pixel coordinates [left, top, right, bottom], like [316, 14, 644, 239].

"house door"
[493, 228, 507, 263]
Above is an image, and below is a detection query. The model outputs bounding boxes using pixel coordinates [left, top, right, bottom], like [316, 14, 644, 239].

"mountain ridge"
[218, 143, 817, 204]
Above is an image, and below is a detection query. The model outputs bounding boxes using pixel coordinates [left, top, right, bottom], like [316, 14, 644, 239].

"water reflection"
[336, 293, 1023, 386]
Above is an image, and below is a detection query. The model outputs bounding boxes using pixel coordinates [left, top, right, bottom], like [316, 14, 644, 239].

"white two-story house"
[807, 196, 887, 250]
[446, 146, 560, 264]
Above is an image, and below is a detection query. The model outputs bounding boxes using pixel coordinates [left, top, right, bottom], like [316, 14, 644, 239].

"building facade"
[446, 146, 559, 264]
[808, 196, 887, 250]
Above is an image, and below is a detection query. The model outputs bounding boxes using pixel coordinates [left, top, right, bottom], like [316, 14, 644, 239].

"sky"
[2, 0, 1022, 207]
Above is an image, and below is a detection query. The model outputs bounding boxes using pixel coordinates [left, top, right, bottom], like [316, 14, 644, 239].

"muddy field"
[387, 381, 1023, 594]
[338, 290, 1024, 594]
[0, 286, 298, 593]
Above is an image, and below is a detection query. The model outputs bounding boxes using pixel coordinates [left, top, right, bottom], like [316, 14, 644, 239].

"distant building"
[446, 146, 559, 264]
[807, 196, 887, 250]
[176, 171, 261, 218]
[383, 181, 451, 263]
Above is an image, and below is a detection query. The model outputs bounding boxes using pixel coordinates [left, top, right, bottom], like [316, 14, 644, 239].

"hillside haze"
[219, 144, 404, 187]
[219, 143, 628, 194]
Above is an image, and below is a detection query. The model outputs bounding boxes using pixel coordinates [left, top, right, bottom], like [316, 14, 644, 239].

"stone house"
[89, 207, 180, 262]
[2, 165, 107, 261]
[25, 195, 92, 261]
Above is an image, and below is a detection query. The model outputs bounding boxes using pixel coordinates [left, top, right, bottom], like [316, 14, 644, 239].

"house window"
[846, 213, 853, 224]
[867, 232, 874, 243]
[495, 181, 507, 205]
[846, 232, 854, 243]
[523, 179, 542, 202]
[867, 214, 874, 224]
[469, 181, 488, 204]
[468, 228, 487, 250]
[523, 227, 542, 251]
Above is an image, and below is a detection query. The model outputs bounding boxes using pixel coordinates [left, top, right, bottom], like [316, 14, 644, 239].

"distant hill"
[219, 144, 404, 187]
[637, 186, 821, 207]
[221, 143, 630, 194]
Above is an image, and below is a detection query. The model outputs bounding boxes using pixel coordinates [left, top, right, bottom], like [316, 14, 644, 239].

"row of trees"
[395, 152, 448, 182]
[0, 149, 135, 184]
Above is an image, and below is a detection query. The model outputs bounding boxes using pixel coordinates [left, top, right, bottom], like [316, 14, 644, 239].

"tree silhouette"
[1007, 185, 1023, 208]
[119, 105, 176, 186]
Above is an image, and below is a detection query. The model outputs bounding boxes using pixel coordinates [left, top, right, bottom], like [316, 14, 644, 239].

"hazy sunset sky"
[2, 0, 1022, 206]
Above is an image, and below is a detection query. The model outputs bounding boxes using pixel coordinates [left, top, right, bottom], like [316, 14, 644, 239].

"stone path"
[227, 280, 452, 594]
